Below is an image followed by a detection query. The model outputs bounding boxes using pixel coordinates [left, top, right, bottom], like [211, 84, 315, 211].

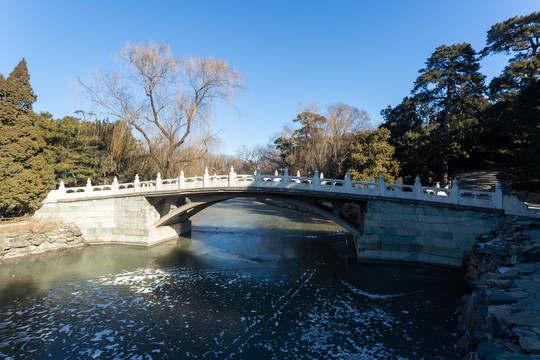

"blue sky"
[2, 1, 538, 155]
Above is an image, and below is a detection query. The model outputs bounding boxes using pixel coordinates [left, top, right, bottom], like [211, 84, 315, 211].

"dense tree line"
[248, 12, 539, 189]
[0, 12, 537, 216]
[0, 60, 155, 217]
[381, 12, 539, 188]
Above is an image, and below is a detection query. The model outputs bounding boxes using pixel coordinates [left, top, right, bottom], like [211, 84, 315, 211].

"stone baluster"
[450, 179, 459, 204]
[113, 176, 119, 195]
[228, 167, 235, 187]
[134, 174, 140, 192]
[273, 169, 279, 182]
[156, 172, 162, 191]
[86, 178, 93, 196]
[495, 181, 503, 209]
[378, 173, 386, 196]
[367, 176, 375, 190]
[320, 172, 324, 179]
[283, 168, 290, 184]
[203, 168, 209, 188]
[254, 168, 261, 184]
[414, 175, 422, 199]
[296, 170, 301, 183]
[345, 170, 351, 191]
[178, 170, 184, 190]
[313, 169, 320, 189]
[58, 180, 66, 195]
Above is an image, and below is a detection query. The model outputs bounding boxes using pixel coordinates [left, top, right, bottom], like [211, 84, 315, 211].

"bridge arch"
[150, 192, 366, 239]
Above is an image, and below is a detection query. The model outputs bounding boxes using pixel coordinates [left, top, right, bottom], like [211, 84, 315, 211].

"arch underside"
[151, 192, 366, 238]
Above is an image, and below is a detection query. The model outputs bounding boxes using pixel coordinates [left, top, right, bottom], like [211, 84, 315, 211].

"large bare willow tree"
[78, 42, 242, 178]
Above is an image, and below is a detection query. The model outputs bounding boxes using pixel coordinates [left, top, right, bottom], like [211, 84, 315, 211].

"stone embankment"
[457, 218, 540, 359]
[0, 222, 85, 261]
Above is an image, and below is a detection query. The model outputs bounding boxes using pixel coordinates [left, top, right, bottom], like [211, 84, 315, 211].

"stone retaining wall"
[34, 196, 191, 246]
[357, 200, 504, 268]
[0, 223, 85, 261]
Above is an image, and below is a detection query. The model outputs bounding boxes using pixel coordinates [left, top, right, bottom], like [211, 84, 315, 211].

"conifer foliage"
[0, 59, 50, 217]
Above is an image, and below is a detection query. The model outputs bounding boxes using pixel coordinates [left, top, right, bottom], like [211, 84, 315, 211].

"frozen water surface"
[0, 199, 465, 359]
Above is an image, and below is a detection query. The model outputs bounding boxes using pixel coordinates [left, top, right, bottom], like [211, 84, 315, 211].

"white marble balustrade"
[42, 167, 537, 217]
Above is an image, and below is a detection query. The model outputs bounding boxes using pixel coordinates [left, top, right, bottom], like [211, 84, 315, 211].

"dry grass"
[0, 218, 56, 234]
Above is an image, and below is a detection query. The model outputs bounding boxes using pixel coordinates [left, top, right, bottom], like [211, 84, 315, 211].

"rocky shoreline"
[0, 222, 85, 261]
[457, 218, 540, 359]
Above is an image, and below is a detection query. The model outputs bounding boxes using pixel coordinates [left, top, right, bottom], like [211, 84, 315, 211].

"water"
[0, 199, 466, 359]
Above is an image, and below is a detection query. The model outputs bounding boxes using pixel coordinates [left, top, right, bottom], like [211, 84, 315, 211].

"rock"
[487, 290, 517, 306]
[476, 340, 504, 360]
[513, 327, 540, 354]
[10, 238, 30, 248]
[457, 332, 474, 354]
[496, 353, 540, 359]
[29, 233, 47, 246]
[486, 278, 513, 289]
[523, 245, 540, 262]
[512, 263, 537, 275]
[507, 291, 530, 299]
[503, 339, 524, 354]
[468, 265, 480, 281]
[463, 290, 489, 334]
[46, 234, 61, 243]
[503, 311, 540, 328]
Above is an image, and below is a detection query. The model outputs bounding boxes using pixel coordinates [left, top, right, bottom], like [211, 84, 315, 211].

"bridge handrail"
[41, 168, 537, 218]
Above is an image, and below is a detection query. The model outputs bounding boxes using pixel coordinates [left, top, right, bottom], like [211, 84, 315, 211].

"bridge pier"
[34, 196, 191, 246]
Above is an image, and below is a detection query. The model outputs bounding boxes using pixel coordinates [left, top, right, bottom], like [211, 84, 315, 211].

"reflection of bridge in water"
[36, 168, 538, 268]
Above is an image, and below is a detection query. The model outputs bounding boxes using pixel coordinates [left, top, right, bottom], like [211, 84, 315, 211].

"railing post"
[283, 168, 290, 184]
[58, 180, 66, 196]
[495, 181, 503, 209]
[313, 169, 320, 189]
[134, 174, 140, 192]
[178, 170, 184, 190]
[345, 170, 351, 190]
[228, 167, 235, 187]
[86, 178, 92, 196]
[156, 172, 162, 191]
[254, 168, 261, 184]
[378, 173, 386, 196]
[414, 175, 422, 199]
[296, 170, 301, 183]
[451, 179, 459, 204]
[113, 176, 119, 195]
[203, 168, 209, 188]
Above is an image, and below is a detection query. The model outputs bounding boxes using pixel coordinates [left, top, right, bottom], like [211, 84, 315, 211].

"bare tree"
[324, 103, 371, 176]
[78, 42, 242, 178]
[273, 103, 371, 178]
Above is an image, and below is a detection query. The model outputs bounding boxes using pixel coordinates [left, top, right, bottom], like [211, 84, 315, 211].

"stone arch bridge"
[35, 168, 538, 268]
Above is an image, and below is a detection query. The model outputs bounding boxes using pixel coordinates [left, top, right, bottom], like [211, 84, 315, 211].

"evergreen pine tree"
[0, 59, 50, 217]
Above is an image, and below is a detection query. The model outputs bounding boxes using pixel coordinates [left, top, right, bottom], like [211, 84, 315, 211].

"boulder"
[513, 327, 540, 354]
[463, 290, 489, 334]
[10, 238, 30, 249]
[29, 233, 47, 246]
[476, 340, 504, 360]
